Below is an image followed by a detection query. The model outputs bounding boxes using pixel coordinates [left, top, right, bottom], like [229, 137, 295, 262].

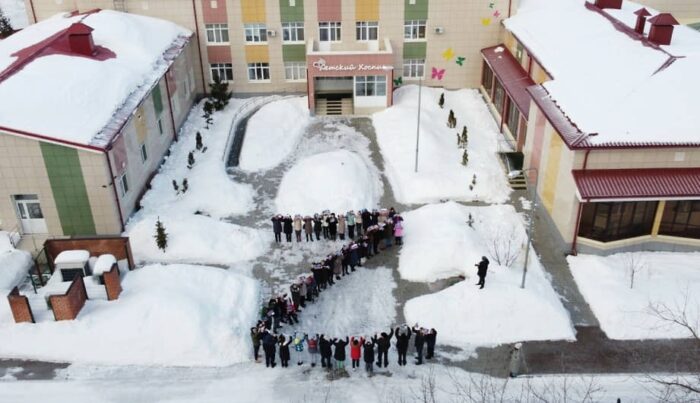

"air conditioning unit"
[267, 29, 276, 37]
[435, 27, 445, 34]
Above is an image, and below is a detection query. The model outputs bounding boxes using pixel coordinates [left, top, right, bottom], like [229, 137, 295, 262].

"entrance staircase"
[315, 98, 353, 116]
[508, 172, 527, 190]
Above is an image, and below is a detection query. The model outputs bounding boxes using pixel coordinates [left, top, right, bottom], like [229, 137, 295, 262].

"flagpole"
[414, 75, 422, 173]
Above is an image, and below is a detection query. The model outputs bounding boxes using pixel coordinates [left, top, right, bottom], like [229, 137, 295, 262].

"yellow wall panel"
[651, 200, 666, 236]
[356, 0, 379, 21]
[241, 0, 267, 22]
[245, 45, 270, 62]
[542, 130, 563, 213]
[135, 106, 147, 144]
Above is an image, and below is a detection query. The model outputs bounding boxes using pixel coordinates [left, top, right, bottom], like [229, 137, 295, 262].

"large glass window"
[404, 20, 426, 40]
[209, 63, 233, 82]
[493, 80, 505, 115]
[205, 23, 229, 44]
[659, 200, 700, 239]
[356, 21, 378, 41]
[482, 61, 494, 94]
[319, 22, 341, 42]
[244, 23, 267, 43]
[282, 22, 304, 42]
[355, 76, 387, 96]
[284, 62, 306, 81]
[403, 59, 425, 78]
[247, 63, 270, 81]
[578, 201, 658, 242]
[506, 100, 520, 136]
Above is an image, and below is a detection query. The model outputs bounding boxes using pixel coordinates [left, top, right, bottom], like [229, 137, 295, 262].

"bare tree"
[622, 253, 647, 289]
[485, 226, 523, 268]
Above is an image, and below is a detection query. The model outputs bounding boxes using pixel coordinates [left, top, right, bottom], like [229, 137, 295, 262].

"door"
[14, 195, 48, 234]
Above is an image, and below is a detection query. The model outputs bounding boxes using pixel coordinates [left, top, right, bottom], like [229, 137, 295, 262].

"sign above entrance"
[312, 58, 393, 72]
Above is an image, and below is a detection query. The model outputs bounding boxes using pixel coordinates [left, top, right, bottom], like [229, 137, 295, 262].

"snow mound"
[275, 150, 382, 215]
[0, 245, 32, 290]
[126, 214, 269, 265]
[569, 252, 700, 340]
[372, 85, 511, 204]
[0, 0, 28, 29]
[0, 264, 260, 366]
[239, 97, 311, 171]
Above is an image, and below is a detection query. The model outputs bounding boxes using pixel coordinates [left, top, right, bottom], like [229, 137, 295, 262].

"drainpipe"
[571, 200, 584, 255]
[190, 0, 208, 95]
[508, 0, 513, 18]
[103, 150, 126, 233]
[583, 149, 591, 170]
[164, 71, 179, 141]
[28, 0, 38, 23]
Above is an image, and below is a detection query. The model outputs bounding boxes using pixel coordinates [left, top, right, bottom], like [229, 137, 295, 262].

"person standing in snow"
[307, 334, 320, 367]
[362, 209, 371, 232]
[313, 214, 322, 241]
[395, 325, 412, 366]
[328, 213, 338, 241]
[298, 276, 307, 308]
[349, 243, 360, 271]
[250, 326, 261, 362]
[475, 256, 490, 289]
[293, 215, 303, 242]
[338, 213, 346, 241]
[271, 215, 282, 243]
[346, 211, 356, 239]
[393, 218, 404, 246]
[425, 328, 438, 360]
[304, 216, 314, 242]
[319, 334, 333, 368]
[292, 332, 305, 366]
[262, 329, 277, 368]
[413, 326, 426, 365]
[383, 219, 394, 249]
[278, 335, 292, 368]
[350, 337, 363, 369]
[333, 336, 349, 370]
[283, 215, 293, 242]
[363, 336, 378, 375]
[355, 210, 364, 236]
[322, 212, 330, 239]
[376, 328, 394, 368]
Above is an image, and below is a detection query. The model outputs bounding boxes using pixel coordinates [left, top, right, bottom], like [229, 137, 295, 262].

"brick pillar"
[103, 265, 122, 301]
[7, 287, 35, 323]
[50, 276, 88, 321]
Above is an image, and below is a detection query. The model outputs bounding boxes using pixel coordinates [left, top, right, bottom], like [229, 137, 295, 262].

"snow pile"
[0, 233, 32, 290]
[398, 202, 526, 282]
[0, 0, 27, 29]
[372, 86, 511, 204]
[126, 214, 268, 265]
[569, 252, 700, 340]
[275, 150, 382, 215]
[239, 97, 311, 171]
[0, 264, 260, 366]
[93, 255, 117, 276]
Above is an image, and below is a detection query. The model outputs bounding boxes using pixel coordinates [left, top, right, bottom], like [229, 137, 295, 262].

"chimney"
[633, 8, 651, 35]
[594, 0, 622, 10]
[67, 22, 96, 56]
[648, 13, 680, 46]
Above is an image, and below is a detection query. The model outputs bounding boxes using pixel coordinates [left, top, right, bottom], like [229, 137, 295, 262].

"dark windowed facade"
[659, 200, 700, 239]
[506, 100, 519, 135]
[481, 61, 494, 94]
[578, 201, 658, 242]
[493, 80, 505, 116]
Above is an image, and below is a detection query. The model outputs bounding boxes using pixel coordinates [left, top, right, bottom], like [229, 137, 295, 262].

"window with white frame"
[356, 21, 378, 41]
[118, 172, 129, 197]
[140, 143, 148, 163]
[319, 21, 341, 42]
[404, 20, 426, 40]
[248, 63, 270, 81]
[205, 23, 229, 44]
[244, 23, 267, 43]
[284, 62, 306, 81]
[403, 59, 425, 78]
[355, 75, 386, 96]
[210, 63, 233, 82]
[282, 22, 304, 42]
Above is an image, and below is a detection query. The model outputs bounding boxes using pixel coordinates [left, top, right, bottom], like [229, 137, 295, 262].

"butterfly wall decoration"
[455, 56, 466, 66]
[393, 77, 403, 87]
[431, 67, 445, 80]
[442, 47, 455, 61]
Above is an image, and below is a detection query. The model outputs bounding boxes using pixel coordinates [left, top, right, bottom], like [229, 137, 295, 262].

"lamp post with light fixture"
[508, 168, 538, 289]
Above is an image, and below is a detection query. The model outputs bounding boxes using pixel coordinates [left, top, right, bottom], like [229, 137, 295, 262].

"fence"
[7, 287, 34, 323]
[43, 237, 135, 274]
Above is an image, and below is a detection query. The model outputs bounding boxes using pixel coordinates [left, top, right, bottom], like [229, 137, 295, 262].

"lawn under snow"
[0, 231, 32, 290]
[238, 97, 310, 171]
[569, 252, 700, 340]
[372, 86, 511, 204]
[401, 202, 574, 347]
[0, 264, 260, 366]
[0, 0, 27, 29]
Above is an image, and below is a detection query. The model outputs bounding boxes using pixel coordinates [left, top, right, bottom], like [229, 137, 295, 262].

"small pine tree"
[195, 131, 203, 151]
[209, 75, 231, 111]
[182, 178, 189, 193]
[187, 151, 195, 169]
[456, 132, 461, 146]
[461, 126, 468, 147]
[472, 174, 477, 186]
[202, 101, 214, 129]
[0, 9, 13, 38]
[461, 149, 469, 166]
[467, 213, 474, 228]
[154, 218, 168, 252]
[438, 93, 445, 109]
[172, 179, 180, 194]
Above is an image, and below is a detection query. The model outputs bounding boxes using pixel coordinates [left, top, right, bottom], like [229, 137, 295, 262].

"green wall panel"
[279, 0, 304, 22]
[282, 44, 307, 62]
[40, 143, 96, 236]
[403, 42, 427, 59]
[404, 0, 428, 20]
[152, 82, 163, 116]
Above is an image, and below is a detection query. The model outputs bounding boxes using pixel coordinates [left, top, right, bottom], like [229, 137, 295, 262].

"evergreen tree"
[154, 218, 168, 252]
[0, 9, 13, 38]
[438, 93, 445, 109]
[461, 126, 468, 146]
[195, 131, 203, 151]
[208, 75, 231, 111]
[472, 174, 477, 186]
[172, 179, 179, 194]
[202, 101, 214, 129]
[467, 213, 474, 228]
[461, 149, 469, 166]
[182, 178, 189, 193]
[187, 151, 195, 169]
[456, 132, 461, 147]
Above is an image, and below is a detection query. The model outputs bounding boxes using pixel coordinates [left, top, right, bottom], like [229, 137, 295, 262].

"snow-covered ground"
[0, 231, 31, 290]
[0, 264, 260, 366]
[569, 252, 700, 340]
[0, 0, 28, 29]
[238, 97, 310, 171]
[372, 85, 511, 204]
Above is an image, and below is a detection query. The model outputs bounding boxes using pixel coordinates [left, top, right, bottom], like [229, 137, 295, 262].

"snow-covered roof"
[54, 250, 90, 265]
[93, 254, 116, 275]
[505, 0, 700, 147]
[0, 10, 191, 148]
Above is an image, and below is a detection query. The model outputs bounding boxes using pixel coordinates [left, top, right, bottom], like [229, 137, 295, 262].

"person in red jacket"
[350, 336, 364, 369]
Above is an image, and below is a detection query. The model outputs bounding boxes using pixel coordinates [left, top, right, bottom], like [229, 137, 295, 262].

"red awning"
[573, 168, 700, 200]
[481, 45, 535, 117]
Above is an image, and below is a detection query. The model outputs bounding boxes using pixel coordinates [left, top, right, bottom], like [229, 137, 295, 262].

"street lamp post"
[414, 75, 422, 173]
[509, 168, 538, 289]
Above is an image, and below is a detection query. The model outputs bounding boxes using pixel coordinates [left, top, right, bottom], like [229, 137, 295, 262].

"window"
[356, 21, 378, 41]
[660, 200, 700, 239]
[118, 173, 129, 197]
[244, 23, 267, 43]
[355, 75, 387, 96]
[284, 62, 306, 81]
[403, 59, 425, 78]
[506, 101, 520, 136]
[140, 143, 148, 163]
[404, 20, 426, 40]
[210, 63, 233, 82]
[205, 23, 229, 44]
[481, 61, 494, 94]
[157, 118, 163, 135]
[516, 43, 524, 63]
[248, 63, 270, 81]
[493, 80, 505, 115]
[578, 201, 658, 242]
[319, 21, 341, 42]
[282, 22, 304, 42]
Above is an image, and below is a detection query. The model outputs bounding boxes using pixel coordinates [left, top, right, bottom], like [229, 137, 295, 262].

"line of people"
[271, 208, 403, 245]
[250, 323, 438, 374]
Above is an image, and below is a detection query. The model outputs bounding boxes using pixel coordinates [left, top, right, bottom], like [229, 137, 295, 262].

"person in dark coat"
[395, 325, 412, 366]
[349, 243, 360, 271]
[363, 336, 377, 374]
[333, 336, 350, 370]
[262, 330, 277, 368]
[375, 328, 394, 368]
[283, 215, 293, 242]
[271, 215, 282, 243]
[278, 335, 291, 367]
[361, 209, 371, 232]
[319, 335, 332, 368]
[313, 214, 322, 241]
[413, 326, 425, 365]
[425, 328, 438, 360]
[250, 326, 261, 362]
[476, 256, 490, 289]
[328, 214, 338, 241]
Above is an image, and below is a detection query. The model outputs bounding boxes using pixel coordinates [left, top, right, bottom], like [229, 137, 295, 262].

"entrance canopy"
[573, 168, 700, 201]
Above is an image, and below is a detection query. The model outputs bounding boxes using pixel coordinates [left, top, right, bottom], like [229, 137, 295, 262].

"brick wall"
[7, 287, 34, 324]
[50, 276, 88, 321]
[103, 265, 122, 301]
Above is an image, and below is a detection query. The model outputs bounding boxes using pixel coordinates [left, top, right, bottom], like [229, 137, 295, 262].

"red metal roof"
[648, 13, 679, 26]
[573, 168, 700, 200]
[481, 45, 535, 117]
